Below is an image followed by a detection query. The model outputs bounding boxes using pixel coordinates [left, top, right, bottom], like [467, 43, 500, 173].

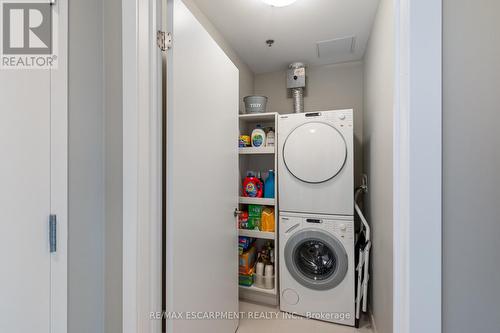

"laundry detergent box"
[240, 214, 259, 230]
[244, 217, 260, 230]
[248, 204, 263, 217]
[244, 205, 263, 230]
[239, 246, 256, 274]
[260, 207, 275, 232]
[239, 267, 254, 287]
[238, 236, 254, 254]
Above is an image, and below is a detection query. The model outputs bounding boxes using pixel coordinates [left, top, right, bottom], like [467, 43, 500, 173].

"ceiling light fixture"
[261, 0, 298, 7]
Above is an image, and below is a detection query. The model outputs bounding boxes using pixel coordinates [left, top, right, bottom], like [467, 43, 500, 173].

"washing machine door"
[283, 122, 347, 184]
[284, 229, 348, 290]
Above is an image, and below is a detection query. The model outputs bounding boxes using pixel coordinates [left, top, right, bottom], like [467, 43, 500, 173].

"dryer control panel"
[279, 109, 353, 128]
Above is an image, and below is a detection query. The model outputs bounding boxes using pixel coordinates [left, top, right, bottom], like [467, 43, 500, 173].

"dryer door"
[283, 122, 347, 184]
[284, 229, 348, 290]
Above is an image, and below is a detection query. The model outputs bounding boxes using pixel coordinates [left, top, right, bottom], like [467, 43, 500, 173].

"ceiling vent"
[316, 36, 356, 59]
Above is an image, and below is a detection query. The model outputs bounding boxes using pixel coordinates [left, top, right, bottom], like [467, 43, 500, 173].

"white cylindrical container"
[264, 274, 274, 290]
[255, 262, 265, 276]
[254, 274, 265, 289]
[265, 264, 274, 277]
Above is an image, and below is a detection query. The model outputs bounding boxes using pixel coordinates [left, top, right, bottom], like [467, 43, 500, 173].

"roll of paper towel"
[265, 264, 274, 277]
[256, 262, 265, 276]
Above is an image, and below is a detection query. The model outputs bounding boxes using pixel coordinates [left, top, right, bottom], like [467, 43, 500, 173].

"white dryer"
[278, 110, 354, 215]
[279, 213, 355, 326]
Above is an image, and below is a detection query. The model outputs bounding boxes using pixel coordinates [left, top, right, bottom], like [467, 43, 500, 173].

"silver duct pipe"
[287, 62, 306, 113]
[291, 87, 304, 113]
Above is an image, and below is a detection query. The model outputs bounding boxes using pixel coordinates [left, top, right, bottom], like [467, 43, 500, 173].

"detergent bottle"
[264, 170, 275, 198]
[243, 172, 263, 198]
[251, 125, 266, 148]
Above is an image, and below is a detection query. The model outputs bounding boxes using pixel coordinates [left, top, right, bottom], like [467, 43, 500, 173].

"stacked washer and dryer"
[278, 109, 356, 327]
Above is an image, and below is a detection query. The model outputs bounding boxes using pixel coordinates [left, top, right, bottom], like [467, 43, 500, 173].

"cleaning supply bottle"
[257, 171, 264, 185]
[264, 170, 275, 198]
[265, 128, 275, 147]
[251, 125, 266, 148]
[242, 172, 263, 198]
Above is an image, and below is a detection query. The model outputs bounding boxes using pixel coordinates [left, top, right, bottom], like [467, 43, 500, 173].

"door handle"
[49, 214, 57, 253]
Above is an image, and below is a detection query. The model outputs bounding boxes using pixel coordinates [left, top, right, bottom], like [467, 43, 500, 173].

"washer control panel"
[281, 215, 354, 240]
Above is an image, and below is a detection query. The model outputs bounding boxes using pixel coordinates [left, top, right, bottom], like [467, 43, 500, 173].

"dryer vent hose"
[291, 87, 304, 113]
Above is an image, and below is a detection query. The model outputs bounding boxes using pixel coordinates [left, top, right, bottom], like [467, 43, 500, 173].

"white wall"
[181, 0, 254, 112]
[69, 0, 123, 332]
[68, 0, 105, 332]
[362, 0, 394, 332]
[103, 0, 123, 331]
[254, 62, 364, 185]
[443, 1, 500, 332]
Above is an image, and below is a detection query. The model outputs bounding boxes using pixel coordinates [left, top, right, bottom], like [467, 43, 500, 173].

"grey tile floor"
[237, 301, 374, 333]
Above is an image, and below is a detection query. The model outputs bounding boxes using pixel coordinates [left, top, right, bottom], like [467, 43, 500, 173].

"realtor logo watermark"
[1, 0, 58, 69]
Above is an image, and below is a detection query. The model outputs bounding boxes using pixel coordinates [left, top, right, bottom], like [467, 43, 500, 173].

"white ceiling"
[191, 0, 380, 74]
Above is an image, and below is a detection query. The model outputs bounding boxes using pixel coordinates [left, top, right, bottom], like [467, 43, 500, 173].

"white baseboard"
[369, 307, 378, 333]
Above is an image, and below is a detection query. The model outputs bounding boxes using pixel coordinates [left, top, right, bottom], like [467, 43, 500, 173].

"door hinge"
[157, 31, 172, 51]
[49, 214, 57, 253]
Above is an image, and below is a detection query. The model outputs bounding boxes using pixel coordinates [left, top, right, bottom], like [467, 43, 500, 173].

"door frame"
[121, 0, 443, 332]
[122, 0, 163, 332]
[393, 1, 442, 333]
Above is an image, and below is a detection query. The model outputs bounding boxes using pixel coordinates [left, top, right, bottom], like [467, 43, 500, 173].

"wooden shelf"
[239, 197, 275, 206]
[239, 147, 275, 155]
[239, 285, 277, 295]
[239, 229, 275, 240]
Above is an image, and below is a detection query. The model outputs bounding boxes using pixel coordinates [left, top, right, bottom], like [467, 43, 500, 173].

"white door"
[165, 1, 239, 332]
[0, 2, 67, 332]
[0, 67, 52, 333]
[0, 70, 67, 332]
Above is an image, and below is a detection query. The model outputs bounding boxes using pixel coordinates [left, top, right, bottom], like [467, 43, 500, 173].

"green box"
[248, 204, 263, 217]
[247, 216, 260, 230]
[239, 273, 254, 287]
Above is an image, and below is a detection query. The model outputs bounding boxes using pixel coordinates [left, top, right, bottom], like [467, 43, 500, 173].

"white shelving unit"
[239, 197, 275, 206]
[238, 229, 275, 240]
[239, 285, 276, 295]
[239, 112, 277, 123]
[239, 147, 275, 155]
[238, 112, 279, 306]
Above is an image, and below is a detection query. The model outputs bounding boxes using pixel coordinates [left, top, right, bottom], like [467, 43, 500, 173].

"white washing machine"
[279, 213, 355, 326]
[278, 110, 354, 216]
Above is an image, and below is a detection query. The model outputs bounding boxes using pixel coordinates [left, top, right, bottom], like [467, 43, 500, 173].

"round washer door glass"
[283, 122, 347, 183]
[295, 240, 336, 280]
[284, 229, 348, 291]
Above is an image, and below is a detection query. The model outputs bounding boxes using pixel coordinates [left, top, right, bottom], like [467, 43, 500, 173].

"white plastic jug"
[251, 126, 266, 148]
[266, 129, 275, 147]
